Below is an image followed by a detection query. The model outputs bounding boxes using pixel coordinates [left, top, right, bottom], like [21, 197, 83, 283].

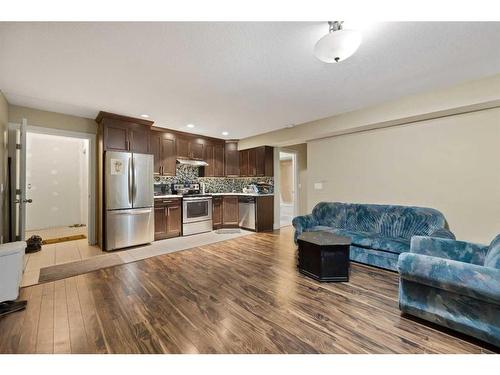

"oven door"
[183, 197, 212, 223]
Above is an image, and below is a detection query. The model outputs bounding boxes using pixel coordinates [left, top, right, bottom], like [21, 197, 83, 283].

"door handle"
[128, 156, 133, 205]
[15, 198, 32, 204]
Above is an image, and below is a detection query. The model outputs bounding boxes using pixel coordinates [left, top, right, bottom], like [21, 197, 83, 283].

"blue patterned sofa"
[292, 202, 454, 271]
[398, 234, 500, 347]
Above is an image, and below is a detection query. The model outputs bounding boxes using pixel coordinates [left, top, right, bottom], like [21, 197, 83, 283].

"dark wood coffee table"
[297, 231, 351, 282]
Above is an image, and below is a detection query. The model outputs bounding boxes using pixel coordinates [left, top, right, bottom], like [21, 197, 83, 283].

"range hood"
[176, 158, 209, 167]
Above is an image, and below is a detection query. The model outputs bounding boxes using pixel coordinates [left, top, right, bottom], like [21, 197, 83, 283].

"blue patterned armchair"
[398, 234, 500, 347]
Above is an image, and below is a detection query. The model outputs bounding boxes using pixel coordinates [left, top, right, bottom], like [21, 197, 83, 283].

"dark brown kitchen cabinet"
[255, 195, 274, 232]
[212, 196, 223, 229]
[248, 148, 256, 176]
[225, 141, 239, 177]
[239, 146, 273, 177]
[150, 131, 176, 176]
[204, 142, 225, 177]
[154, 198, 182, 240]
[255, 146, 274, 176]
[214, 144, 225, 176]
[204, 143, 215, 176]
[222, 196, 239, 227]
[176, 136, 190, 159]
[239, 149, 249, 176]
[96, 112, 153, 153]
[190, 139, 205, 160]
[176, 136, 205, 160]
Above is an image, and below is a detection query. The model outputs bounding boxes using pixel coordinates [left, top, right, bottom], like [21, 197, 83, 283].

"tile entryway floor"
[21, 229, 253, 287]
[25, 225, 87, 242]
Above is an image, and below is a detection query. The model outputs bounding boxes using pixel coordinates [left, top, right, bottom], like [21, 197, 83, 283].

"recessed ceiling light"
[222, 131, 229, 136]
[140, 114, 150, 118]
[186, 124, 195, 128]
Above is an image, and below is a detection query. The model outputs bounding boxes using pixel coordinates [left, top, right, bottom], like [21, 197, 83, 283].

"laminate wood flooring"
[0, 227, 495, 354]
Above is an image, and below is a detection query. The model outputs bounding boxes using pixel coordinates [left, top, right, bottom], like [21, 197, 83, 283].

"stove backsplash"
[154, 165, 274, 194]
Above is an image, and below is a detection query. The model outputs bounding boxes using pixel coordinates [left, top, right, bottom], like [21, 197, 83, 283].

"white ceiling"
[1, 22, 499, 139]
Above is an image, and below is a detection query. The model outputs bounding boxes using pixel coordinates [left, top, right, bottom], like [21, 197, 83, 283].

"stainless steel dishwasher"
[238, 196, 256, 230]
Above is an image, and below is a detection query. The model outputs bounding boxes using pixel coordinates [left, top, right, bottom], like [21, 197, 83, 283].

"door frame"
[9, 122, 97, 245]
[278, 148, 299, 227]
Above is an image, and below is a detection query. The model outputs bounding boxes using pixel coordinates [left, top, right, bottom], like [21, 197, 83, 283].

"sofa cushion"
[344, 204, 385, 233]
[332, 229, 376, 248]
[485, 234, 500, 269]
[371, 237, 410, 254]
[312, 202, 347, 229]
[305, 225, 333, 232]
[380, 206, 446, 240]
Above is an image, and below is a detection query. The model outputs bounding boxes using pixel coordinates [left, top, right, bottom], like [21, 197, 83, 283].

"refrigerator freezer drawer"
[105, 208, 154, 251]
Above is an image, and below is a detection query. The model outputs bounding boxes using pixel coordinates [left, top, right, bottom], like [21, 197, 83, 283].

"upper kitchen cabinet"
[176, 136, 190, 159]
[239, 146, 274, 177]
[96, 111, 153, 154]
[225, 141, 239, 177]
[150, 128, 176, 176]
[204, 141, 225, 177]
[176, 135, 205, 160]
[214, 144, 225, 176]
[190, 138, 205, 160]
[239, 149, 249, 176]
[255, 146, 274, 176]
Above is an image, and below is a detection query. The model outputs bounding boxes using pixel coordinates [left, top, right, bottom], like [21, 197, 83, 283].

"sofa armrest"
[292, 214, 318, 243]
[398, 252, 500, 305]
[410, 236, 489, 265]
[429, 228, 455, 240]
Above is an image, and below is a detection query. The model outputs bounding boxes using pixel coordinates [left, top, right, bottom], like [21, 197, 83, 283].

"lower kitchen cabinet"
[255, 195, 274, 232]
[222, 196, 239, 227]
[154, 198, 182, 240]
[212, 196, 223, 229]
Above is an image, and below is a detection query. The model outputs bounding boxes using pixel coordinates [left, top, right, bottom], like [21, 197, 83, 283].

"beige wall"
[0, 92, 8, 242]
[239, 73, 500, 149]
[308, 107, 500, 244]
[8, 105, 97, 134]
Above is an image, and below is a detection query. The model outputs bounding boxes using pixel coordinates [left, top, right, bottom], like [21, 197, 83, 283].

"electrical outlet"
[314, 182, 323, 190]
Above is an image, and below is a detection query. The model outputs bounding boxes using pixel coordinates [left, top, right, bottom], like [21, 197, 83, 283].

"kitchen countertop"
[210, 192, 274, 197]
[154, 193, 274, 199]
[154, 194, 183, 199]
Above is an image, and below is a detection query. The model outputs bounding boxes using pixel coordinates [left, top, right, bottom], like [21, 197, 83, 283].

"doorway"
[8, 122, 96, 245]
[279, 150, 298, 227]
[25, 132, 89, 243]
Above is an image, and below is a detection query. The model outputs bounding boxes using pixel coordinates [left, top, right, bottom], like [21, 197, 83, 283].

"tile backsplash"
[154, 165, 273, 194]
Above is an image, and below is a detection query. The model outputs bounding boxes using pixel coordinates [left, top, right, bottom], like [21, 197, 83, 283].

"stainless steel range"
[171, 183, 212, 236]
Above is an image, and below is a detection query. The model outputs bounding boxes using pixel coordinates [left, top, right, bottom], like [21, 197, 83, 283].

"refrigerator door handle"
[111, 209, 152, 215]
[128, 155, 133, 205]
[132, 154, 137, 204]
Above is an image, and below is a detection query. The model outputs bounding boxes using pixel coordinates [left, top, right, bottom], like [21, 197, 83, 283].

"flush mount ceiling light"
[186, 124, 195, 128]
[140, 114, 150, 118]
[221, 131, 229, 136]
[314, 21, 362, 63]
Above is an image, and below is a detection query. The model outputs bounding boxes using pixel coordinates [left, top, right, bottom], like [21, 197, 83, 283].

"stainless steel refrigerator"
[105, 151, 154, 251]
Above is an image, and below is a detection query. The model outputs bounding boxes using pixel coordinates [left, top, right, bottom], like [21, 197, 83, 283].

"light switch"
[314, 182, 323, 190]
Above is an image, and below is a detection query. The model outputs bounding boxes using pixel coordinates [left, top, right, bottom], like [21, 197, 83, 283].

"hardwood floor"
[0, 227, 495, 354]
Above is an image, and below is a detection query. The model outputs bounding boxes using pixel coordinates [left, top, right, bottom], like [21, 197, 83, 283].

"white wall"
[26, 132, 88, 231]
[308, 107, 500, 244]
